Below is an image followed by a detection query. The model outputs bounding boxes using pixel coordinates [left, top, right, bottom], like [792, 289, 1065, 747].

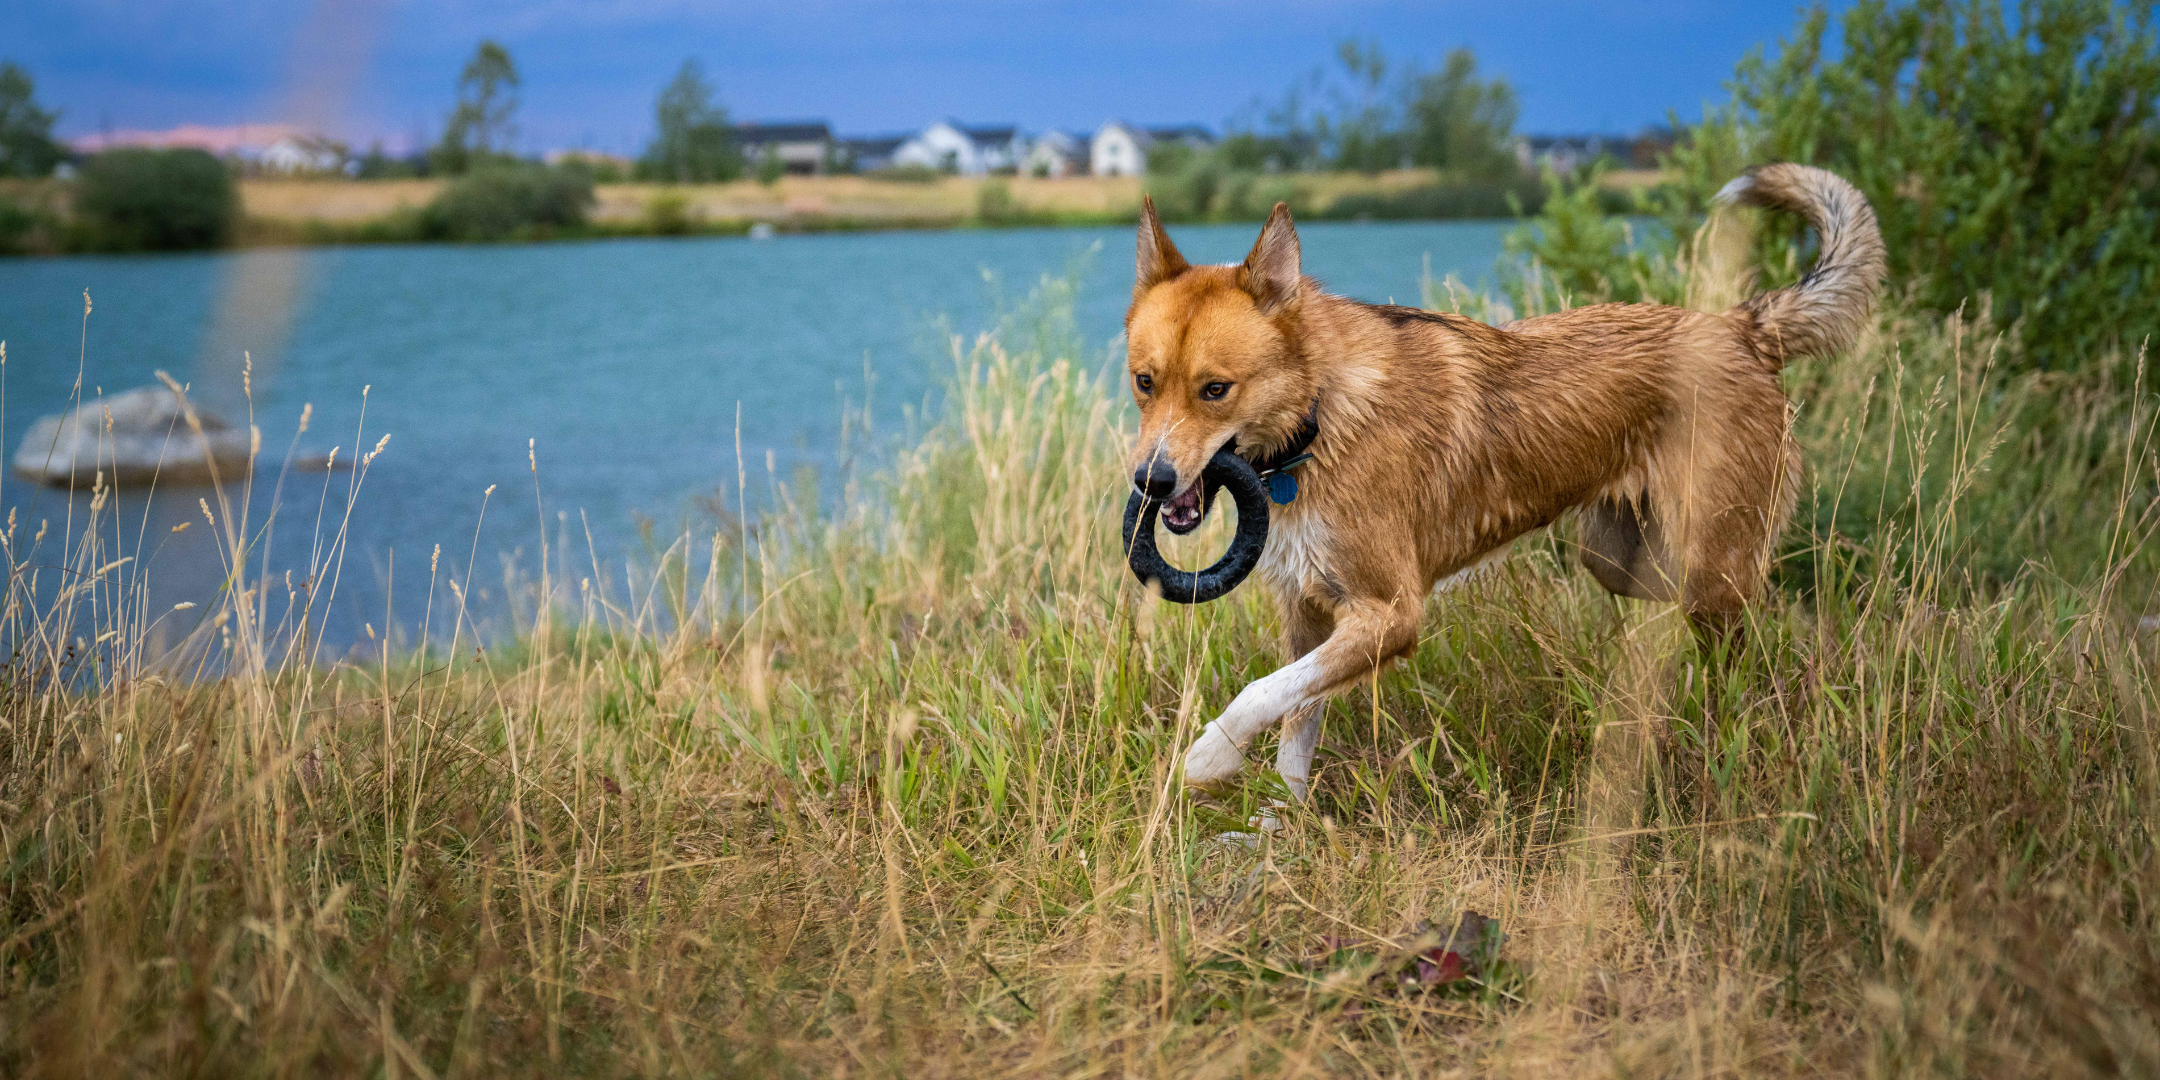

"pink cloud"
[72, 122, 306, 154]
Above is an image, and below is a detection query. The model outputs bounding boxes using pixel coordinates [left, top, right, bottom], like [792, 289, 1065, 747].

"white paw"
[1183, 722, 1246, 787]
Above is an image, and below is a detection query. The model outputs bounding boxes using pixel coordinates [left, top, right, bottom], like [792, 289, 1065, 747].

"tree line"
[0, 38, 1551, 189]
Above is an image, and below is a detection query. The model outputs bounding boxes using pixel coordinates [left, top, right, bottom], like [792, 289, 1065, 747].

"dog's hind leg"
[1579, 496, 1677, 602]
[1666, 420, 1799, 644]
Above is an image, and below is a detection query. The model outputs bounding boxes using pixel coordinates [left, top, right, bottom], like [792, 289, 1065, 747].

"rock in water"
[12, 387, 255, 488]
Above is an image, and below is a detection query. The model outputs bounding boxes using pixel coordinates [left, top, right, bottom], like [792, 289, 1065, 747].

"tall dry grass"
[1, 261, 2157, 1077]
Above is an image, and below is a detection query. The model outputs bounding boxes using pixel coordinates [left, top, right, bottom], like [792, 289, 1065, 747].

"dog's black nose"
[1134, 458, 1178, 499]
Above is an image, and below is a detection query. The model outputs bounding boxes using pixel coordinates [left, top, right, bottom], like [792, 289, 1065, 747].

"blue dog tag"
[1266, 472, 1299, 505]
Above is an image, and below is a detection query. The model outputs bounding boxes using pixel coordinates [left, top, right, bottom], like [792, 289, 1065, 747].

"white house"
[1090, 122, 1149, 177]
[891, 121, 1024, 176]
[892, 122, 975, 174]
[1021, 129, 1086, 177]
[1090, 122, 1213, 177]
[968, 125, 1023, 172]
[257, 135, 346, 175]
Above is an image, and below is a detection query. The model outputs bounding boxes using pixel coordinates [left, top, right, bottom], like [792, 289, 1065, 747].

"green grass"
[2, 261, 2157, 1077]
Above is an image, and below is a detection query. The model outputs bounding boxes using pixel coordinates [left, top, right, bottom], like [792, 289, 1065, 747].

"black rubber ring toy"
[1122, 448, 1270, 604]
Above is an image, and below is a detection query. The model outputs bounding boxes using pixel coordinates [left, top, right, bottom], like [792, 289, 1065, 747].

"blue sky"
[10, 1, 1838, 154]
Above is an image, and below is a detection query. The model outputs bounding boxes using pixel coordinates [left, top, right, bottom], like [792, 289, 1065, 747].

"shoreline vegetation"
[0, 169, 1661, 253]
[6, 1, 2160, 1074]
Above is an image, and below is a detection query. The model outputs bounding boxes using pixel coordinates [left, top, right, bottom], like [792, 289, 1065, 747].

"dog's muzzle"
[1122, 448, 1270, 604]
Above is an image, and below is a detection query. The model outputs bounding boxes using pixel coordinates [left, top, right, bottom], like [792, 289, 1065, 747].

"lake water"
[0, 221, 1509, 653]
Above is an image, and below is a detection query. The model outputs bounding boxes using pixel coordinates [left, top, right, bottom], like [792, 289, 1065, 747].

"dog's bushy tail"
[1717, 163, 1885, 366]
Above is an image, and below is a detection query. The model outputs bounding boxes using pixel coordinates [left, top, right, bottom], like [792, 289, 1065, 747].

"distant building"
[1089, 122, 1214, 177]
[1021, 129, 1086, 177]
[892, 122, 971, 174]
[736, 121, 835, 175]
[257, 135, 348, 175]
[1514, 134, 1630, 176]
[840, 134, 907, 172]
[1090, 122, 1148, 177]
[891, 121, 1025, 176]
[1148, 125, 1215, 149]
[1625, 127, 1677, 168]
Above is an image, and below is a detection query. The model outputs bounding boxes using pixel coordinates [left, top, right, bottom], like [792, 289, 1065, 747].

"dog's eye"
[1134, 373, 1153, 395]
[1200, 381, 1232, 401]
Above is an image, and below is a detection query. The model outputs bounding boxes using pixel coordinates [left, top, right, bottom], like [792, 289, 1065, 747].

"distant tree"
[353, 142, 420, 179]
[1222, 68, 1327, 172]
[1403, 48, 1520, 179]
[1224, 42, 1517, 176]
[0, 61, 65, 178]
[1319, 39, 1403, 173]
[433, 40, 520, 175]
[637, 59, 740, 182]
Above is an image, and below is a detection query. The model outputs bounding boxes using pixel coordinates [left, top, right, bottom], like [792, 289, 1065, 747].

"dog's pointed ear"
[1241, 202, 1302, 315]
[1135, 196, 1189, 298]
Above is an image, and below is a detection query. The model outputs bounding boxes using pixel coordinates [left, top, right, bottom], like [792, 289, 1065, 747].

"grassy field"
[3, 170, 1659, 252]
[2, 244, 2157, 1078]
[240, 174, 1149, 227]
[232, 169, 1663, 235]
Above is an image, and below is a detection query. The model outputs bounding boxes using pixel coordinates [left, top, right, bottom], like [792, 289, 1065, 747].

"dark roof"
[1522, 134, 1628, 149]
[735, 121, 833, 144]
[843, 135, 907, 155]
[1146, 125, 1214, 144]
[963, 125, 1018, 144]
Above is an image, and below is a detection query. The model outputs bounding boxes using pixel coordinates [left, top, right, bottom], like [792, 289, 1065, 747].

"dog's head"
[1124, 198, 1315, 534]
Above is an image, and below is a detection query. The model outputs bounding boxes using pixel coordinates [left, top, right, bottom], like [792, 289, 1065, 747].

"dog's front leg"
[1184, 598, 1421, 788]
[1273, 602, 1333, 803]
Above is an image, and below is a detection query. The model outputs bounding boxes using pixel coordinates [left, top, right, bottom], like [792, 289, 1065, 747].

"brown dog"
[1123, 163, 1885, 795]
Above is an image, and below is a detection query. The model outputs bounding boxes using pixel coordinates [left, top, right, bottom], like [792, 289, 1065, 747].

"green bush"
[1143, 150, 1310, 222]
[974, 179, 1021, 225]
[1323, 176, 1548, 220]
[1498, 163, 1681, 311]
[72, 148, 237, 251]
[1508, 0, 2160, 369]
[644, 190, 695, 236]
[0, 194, 35, 253]
[1743, 0, 2160, 366]
[0, 188, 64, 255]
[420, 165, 593, 241]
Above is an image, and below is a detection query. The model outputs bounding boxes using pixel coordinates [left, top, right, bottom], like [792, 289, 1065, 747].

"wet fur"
[1122, 163, 1886, 792]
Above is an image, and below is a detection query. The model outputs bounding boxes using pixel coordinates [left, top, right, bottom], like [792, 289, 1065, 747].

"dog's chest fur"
[1256, 500, 1335, 597]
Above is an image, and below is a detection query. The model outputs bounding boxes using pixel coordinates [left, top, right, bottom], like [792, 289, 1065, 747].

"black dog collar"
[1251, 401, 1321, 505]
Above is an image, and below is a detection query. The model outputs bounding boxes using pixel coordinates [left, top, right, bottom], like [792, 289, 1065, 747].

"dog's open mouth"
[1161, 482, 1207, 535]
